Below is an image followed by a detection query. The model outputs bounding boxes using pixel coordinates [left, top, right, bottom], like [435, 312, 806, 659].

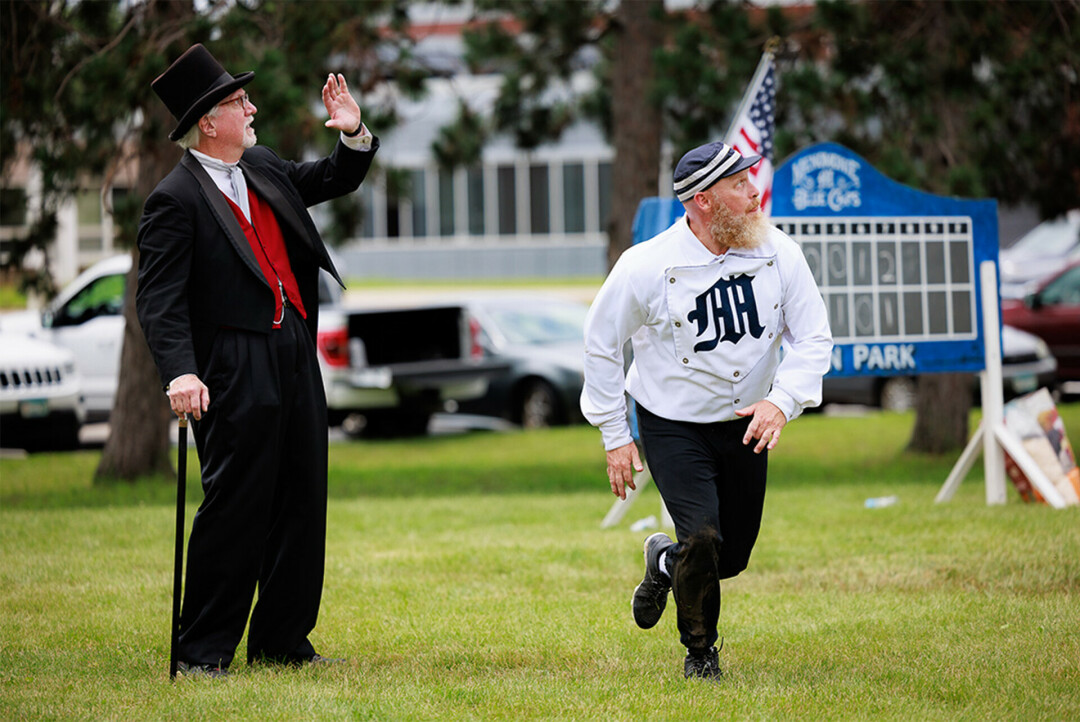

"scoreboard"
[772, 143, 998, 378]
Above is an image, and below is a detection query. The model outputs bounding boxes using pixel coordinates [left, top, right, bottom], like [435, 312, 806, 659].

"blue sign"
[631, 143, 999, 379]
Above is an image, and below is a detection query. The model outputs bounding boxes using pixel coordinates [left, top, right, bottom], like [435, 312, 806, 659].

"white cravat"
[190, 149, 251, 222]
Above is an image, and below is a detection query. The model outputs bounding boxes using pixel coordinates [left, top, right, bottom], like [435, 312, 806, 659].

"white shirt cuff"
[341, 124, 373, 151]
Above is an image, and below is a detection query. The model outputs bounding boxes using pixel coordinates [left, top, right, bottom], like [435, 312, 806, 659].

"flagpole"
[724, 37, 780, 142]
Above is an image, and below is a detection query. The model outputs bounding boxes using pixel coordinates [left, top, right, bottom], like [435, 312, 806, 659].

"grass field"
[2, 407, 1079, 720]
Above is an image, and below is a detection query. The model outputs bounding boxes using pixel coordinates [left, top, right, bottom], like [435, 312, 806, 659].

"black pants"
[180, 307, 328, 668]
[636, 403, 768, 653]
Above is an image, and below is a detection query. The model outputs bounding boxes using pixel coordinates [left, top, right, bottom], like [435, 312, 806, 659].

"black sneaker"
[176, 661, 229, 679]
[683, 646, 721, 680]
[308, 654, 346, 666]
[632, 532, 674, 629]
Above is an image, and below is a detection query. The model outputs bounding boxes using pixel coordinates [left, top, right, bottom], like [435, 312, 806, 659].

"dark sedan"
[1001, 260, 1080, 383]
[457, 296, 588, 428]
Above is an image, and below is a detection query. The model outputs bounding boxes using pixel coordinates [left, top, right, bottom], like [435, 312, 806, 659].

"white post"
[936, 421, 984, 503]
[979, 260, 1008, 505]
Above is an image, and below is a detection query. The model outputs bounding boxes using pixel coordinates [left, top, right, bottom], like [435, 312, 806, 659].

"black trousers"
[636, 403, 768, 653]
[180, 307, 328, 668]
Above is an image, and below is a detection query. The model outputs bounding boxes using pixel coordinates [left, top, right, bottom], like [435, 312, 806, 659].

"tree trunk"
[94, 0, 197, 483]
[607, 0, 664, 271]
[907, 373, 972, 454]
[94, 101, 183, 482]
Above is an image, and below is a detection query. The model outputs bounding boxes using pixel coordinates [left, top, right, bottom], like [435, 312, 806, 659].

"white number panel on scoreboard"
[774, 216, 977, 346]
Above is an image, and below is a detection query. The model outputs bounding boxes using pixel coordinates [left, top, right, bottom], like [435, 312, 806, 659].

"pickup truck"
[317, 301, 507, 436]
[1, 254, 505, 436]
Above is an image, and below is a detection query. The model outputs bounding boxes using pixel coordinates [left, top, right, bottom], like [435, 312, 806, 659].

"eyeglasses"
[217, 93, 250, 111]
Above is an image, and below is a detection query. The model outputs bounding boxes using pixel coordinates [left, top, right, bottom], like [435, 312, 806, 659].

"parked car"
[0, 255, 128, 422]
[999, 209, 1080, 299]
[318, 299, 508, 437]
[0, 331, 86, 450]
[1001, 259, 1080, 382]
[820, 324, 1059, 411]
[456, 296, 588, 428]
[0, 254, 503, 436]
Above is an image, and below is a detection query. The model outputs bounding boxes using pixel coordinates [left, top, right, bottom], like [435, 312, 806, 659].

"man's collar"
[676, 215, 727, 263]
[190, 148, 239, 170]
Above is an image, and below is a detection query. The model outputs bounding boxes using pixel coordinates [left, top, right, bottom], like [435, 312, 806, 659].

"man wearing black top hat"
[136, 43, 378, 676]
[581, 142, 832, 679]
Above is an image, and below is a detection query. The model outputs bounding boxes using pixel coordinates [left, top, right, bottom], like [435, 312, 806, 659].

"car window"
[1040, 265, 1080, 306]
[52, 273, 126, 327]
[485, 304, 587, 345]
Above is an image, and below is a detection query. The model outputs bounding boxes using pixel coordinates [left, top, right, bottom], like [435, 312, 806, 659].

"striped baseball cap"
[673, 142, 761, 202]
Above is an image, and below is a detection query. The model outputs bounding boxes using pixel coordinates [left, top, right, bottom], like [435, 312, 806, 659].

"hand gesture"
[322, 73, 362, 135]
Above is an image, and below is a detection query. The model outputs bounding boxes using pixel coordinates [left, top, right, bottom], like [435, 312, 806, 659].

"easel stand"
[936, 261, 1068, 508]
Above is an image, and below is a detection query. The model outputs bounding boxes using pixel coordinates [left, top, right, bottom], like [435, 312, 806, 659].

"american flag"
[726, 51, 777, 215]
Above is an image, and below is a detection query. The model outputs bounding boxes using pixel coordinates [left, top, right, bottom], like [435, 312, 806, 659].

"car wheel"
[879, 377, 917, 412]
[519, 380, 559, 429]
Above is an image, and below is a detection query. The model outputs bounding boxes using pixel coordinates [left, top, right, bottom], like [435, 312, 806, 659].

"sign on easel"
[1002, 388, 1080, 505]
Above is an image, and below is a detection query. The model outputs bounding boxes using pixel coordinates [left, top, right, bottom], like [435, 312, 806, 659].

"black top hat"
[151, 44, 254, 142]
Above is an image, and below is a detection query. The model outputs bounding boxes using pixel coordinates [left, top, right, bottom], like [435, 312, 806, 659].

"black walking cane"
[169, 414, 188, 679]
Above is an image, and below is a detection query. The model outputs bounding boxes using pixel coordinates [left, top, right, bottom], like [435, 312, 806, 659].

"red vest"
[224, 190, 307, 328]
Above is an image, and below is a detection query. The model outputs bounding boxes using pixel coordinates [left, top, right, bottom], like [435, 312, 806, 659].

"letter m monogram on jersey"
[688, 274, 765, 352]
[665, 256, 783, 384]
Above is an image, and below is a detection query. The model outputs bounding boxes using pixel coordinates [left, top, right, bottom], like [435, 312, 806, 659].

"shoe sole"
[631, 532, 671, 629]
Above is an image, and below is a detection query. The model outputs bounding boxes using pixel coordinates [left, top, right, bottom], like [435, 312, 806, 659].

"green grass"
[2, 407, 1079, 720]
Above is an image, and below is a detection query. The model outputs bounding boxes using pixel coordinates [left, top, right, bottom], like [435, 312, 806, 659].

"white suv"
[0, 254, 345, 425]
[1, 255, 128, 422]
[0, 331, 85, 450]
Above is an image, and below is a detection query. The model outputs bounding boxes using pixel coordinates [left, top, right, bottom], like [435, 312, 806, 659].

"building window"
[467, 166, 484, 235]
[529, 164, 550, 235]
[438, 168, 455, 236]
[385, 182, 401, 239]
[563, 163, 585, 234]
[77, 189, 102, 226]
[0, 189, 27, 227]
[598, 161, 612, 233]
[110, 188, 131, 212]
[497, 165, 516, 235]
[410, 169, 427, 238]
[361, 183, 375, 238]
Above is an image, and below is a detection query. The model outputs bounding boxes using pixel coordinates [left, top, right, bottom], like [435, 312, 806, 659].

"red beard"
[707, 202, 768, 251]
